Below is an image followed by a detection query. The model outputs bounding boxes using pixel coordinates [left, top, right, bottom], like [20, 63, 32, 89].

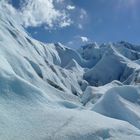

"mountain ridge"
[0, 1, 140, 140]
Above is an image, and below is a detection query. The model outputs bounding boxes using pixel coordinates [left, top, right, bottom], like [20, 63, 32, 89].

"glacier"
[0, 1, 140, 140]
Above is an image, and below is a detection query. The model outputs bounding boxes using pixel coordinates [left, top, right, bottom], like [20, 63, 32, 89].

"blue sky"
[11, 0, 140, 48]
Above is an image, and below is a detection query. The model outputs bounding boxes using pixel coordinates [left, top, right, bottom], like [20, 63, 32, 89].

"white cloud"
[66, 36, 90, 48]
[18, 1, 88, 29]
[0, 0, 88, 30]
[80, 9, 88, 20]
[71, 8, 88, 30]
[19, 0, 72, 28]
[66, 5, 75, 10]
[55, 0, 64, 3]
[60, 18, 73, 27]
[80, 36, 89, 42]
[78, 24, 83, 29]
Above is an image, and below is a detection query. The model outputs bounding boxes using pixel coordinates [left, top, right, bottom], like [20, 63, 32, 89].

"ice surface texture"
[0, 2, 140, 140]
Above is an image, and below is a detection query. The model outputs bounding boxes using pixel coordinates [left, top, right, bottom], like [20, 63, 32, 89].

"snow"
[81, 80, 123, 105]
[83, 45, 140, 86]
[92, 86, 140, 129]
[0, 1, 140, 139]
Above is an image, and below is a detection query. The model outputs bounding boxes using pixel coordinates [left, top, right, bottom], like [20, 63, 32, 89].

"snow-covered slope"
[1, 1, 140, 140]
[83, 45, 140, 86]
[92, 86, 140, 129]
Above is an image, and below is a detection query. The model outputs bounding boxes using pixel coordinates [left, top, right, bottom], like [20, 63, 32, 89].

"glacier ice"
[0, 1, 140, 140]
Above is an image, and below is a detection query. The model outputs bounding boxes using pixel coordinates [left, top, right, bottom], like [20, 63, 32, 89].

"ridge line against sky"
[3, 0, 140, 48]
